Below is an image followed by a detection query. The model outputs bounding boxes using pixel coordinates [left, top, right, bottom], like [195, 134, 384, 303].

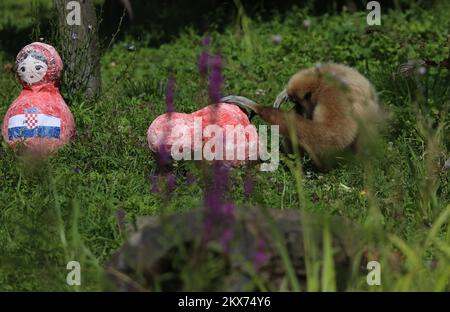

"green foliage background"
[0, 0, 448, 291]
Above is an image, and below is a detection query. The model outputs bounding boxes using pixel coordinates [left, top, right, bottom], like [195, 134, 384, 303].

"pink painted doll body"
[1, 42, 75, 155]
[147, 103, 259, 166]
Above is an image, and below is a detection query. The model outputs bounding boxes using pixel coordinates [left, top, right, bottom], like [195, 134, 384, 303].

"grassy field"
[0, 1, 449, 291]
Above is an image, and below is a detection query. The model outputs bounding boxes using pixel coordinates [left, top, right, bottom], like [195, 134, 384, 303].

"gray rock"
[106, 206, 364, 291]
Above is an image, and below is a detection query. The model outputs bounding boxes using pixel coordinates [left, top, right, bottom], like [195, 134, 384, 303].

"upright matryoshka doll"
[1, 42, 75, 155]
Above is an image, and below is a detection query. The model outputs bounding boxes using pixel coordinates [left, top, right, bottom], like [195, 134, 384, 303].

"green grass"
[0, 1, 449, 291]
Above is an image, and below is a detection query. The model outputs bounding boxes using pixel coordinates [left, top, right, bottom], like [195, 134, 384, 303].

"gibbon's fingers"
[220, 95, 260, 113]
[273, 88, 289, 109]
[256, 107, 301, 137]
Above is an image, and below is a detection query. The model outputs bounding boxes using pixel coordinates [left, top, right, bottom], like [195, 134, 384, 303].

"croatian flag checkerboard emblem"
[25, 110, 38, 130]
[8, 107, 61, 140]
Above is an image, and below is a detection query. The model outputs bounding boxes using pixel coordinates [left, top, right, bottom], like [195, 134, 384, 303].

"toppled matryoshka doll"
[147, 103, 259, 167]
[1, 42, 75, 155]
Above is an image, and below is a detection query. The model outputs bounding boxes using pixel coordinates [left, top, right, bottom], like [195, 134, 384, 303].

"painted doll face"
[17, 54, 48, 85]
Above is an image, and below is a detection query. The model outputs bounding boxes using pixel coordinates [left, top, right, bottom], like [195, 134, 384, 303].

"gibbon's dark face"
[288, 91, 315, 120]
[273, 70, 320, 120]
[273, 87, 316, 120]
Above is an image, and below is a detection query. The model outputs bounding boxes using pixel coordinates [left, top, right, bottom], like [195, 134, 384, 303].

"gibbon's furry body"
[222, 63, 381, 171]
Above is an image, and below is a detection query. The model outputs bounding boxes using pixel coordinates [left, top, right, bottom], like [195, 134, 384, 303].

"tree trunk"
[55, 0, 101, 98]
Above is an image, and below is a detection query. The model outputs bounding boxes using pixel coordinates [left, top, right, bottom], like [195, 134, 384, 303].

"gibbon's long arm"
[221, 95, 260, 112]
[221, 95, 298, 136]
[221, 93, 358, 157]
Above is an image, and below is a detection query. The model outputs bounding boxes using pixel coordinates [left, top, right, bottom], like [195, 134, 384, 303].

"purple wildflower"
[202, 36, 211, 46]
[155, 74, 176, 170]
[254, 239, 268, 271]
[208, 54, 224, 104]
[198, 51, 210, 78]
[165, 75, 176, 113]
[186, 172, 196, 185]
[204, 162, 229, 211]
[220, 203, 235, 254]
[166, 173, 177, 195]
[203, 162, 236, 254]
[150, 174, 159, 193]
[196, 37, 235, 253]
[116, 208, 126, 233]
[220, 226, 234, 254]
[203, 163, 228, 229]
[198, 36, 211, 78]
[222, 202, 235, 215]
[244, 175, 253, 199]
[157, 145, 171, 168]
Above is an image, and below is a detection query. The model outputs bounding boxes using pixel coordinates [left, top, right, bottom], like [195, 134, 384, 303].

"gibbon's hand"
[273, 88, 289, 109]
[220, 95, 260, 120]
[221, 90, 291, 111]
[221, 95, 259, 110]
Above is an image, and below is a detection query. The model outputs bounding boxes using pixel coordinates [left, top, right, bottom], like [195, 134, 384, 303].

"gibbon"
[221, 63, 382, 171]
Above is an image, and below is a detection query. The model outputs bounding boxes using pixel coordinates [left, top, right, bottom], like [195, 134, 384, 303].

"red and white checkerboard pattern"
[24, 113, 38, 130]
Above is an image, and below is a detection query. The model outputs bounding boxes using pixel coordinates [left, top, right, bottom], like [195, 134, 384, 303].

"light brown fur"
[224, 64, 381, 171]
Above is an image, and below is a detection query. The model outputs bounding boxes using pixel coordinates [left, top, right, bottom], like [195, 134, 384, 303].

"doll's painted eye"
[20, 66, 26, 72]
[35, 65, 43, 71]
